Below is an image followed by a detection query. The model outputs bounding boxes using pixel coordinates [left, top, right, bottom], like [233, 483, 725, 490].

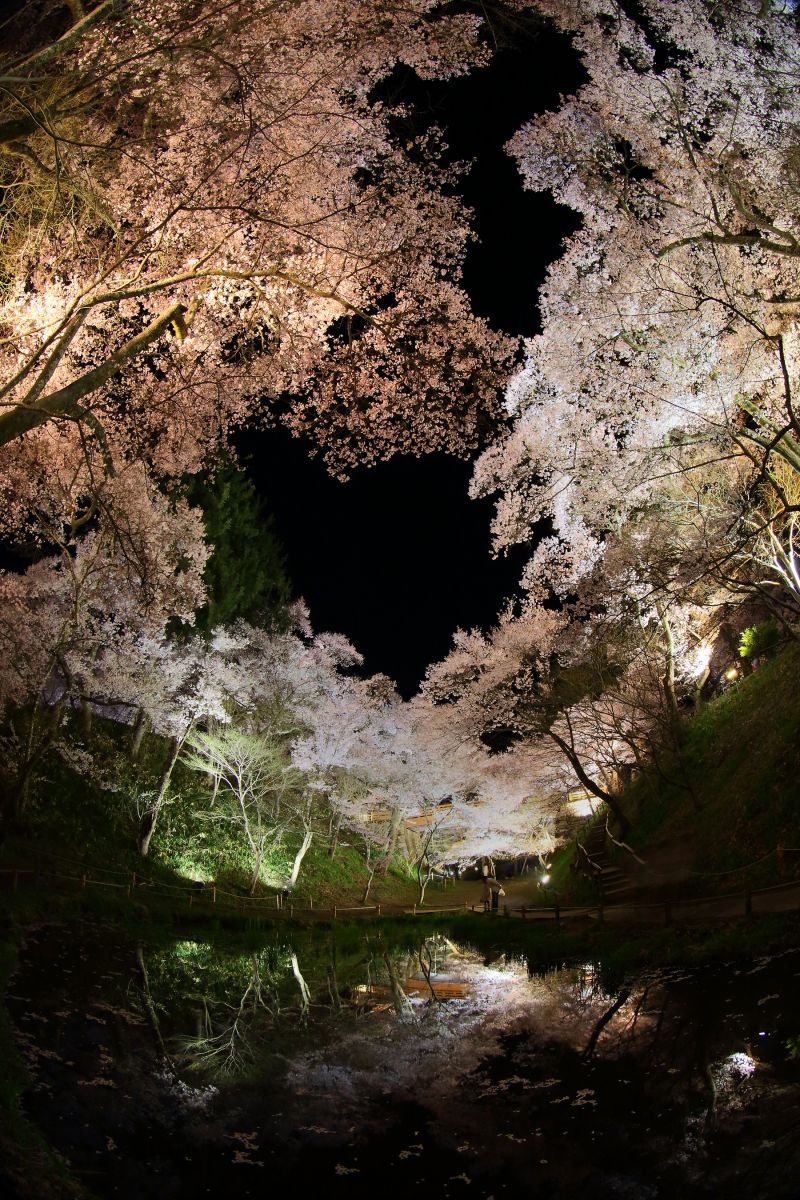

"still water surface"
[7, 922, 800, 1198]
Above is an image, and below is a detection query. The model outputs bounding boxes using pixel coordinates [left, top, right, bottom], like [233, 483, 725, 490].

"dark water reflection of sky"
[6, 924, 800, 1198]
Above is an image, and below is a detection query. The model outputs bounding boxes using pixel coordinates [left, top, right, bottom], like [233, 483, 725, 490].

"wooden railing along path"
[3, 847, 800, 926]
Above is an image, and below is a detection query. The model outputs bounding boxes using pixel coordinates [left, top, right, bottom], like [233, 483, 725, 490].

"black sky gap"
[239, 431, 529, 699]
[242, 17, 585, 696]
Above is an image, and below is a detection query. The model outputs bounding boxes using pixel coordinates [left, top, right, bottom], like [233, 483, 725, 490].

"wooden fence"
[3, 849, 800, 925]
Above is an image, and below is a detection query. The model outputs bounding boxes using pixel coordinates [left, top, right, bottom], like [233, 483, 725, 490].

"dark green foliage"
[617, 641, 800, 894]
[739, 619, 781, 661]
[185, 461, 292, 635]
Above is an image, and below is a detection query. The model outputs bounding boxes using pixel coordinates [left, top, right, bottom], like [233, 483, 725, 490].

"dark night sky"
[241, 15, 585, 697]
[239, 430, 530, 698]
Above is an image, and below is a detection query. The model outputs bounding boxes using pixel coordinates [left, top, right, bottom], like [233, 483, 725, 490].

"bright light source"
[725, 665, 739, 681]
[567, 797, 595, 818]
[688, 641, 713, 679]
[541, 873, 551, 885]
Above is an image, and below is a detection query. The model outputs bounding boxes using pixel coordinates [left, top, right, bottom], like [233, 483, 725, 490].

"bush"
[739, 619, 781, 661]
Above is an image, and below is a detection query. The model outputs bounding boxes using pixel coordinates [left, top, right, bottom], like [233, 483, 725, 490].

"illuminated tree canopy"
[1, 0, 798, 869]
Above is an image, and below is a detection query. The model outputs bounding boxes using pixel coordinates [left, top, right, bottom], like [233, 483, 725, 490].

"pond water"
[5, 922, 800, 1198]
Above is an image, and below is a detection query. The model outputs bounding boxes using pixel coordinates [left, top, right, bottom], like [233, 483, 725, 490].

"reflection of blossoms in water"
[10, 927, 800, 1200]
[713, 1052, 757, 1089]
[285, 952, 531, 1100]
[155, 1067, 219, 1113]
[285, 950, 623, 1105]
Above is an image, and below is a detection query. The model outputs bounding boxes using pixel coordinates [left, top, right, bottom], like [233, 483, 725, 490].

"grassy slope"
[3, 640, 800, 914]
[625, 640, 800, 894]
[0, 711, 429, 915]
[548, 641, 800, 903]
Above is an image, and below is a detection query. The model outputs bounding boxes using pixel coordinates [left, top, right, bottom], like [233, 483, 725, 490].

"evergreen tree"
[187, 463, 292, 635]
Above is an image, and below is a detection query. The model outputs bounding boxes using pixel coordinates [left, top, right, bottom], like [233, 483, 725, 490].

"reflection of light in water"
[729, 1052, 757, 1076]
[286, 949, 630, 1107]
[156, 1068, 219, 1112]
[713, 1051, 757, 1089]
[575, 963, 602, 1004]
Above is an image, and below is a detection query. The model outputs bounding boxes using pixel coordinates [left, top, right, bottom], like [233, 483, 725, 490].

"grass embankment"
[548, 641, 800, 905]
[4, 640, 800, 922]
[0, 709, 439, 926]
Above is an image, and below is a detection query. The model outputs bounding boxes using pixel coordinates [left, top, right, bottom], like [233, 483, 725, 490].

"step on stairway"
[580, 824, 637, 903]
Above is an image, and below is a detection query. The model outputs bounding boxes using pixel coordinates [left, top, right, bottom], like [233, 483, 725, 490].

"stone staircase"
[580, 823, 637, 903]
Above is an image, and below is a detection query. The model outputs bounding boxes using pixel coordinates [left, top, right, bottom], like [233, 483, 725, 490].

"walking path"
[3, 856, 800, 927]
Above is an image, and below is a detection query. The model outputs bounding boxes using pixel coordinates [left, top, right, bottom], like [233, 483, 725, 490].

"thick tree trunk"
[384, 953, 409, 1017]
[327, 811, 341, 859]
[291, 953, 311, 1014]
[249, 836, 266, 895]
[583, 989, 631, 1058]
[0, 302, 187, 448]
[135, 943, 169, 1062]
[547, 730, 631, 839]
[130, 708, 149, 761]
[380, 806, 403, 875]
[79, 696, 93, 736]
[655, 601, 680, 731]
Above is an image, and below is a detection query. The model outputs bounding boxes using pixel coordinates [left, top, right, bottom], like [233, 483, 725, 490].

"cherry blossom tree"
[474, 0, 800, 606]
[5, 0, 799, 866]
[0, 0, 514, 518]
[0, 2, 518, 857]
[0, 462, 207, 826]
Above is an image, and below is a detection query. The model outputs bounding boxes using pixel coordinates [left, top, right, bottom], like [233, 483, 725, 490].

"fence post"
[521, 906, 527, 920]
[131, 871, 137, 890]
[81, 874, 86, 890]
[377, 904, 381, 917]
[333, 905, 337, 919]
[188, 892, 193, 909]
[212, 886, 216, 904]
[745, 889, 753, 917]
[554, 900, 560, 923]
[309, 897, 313, 909]
[290, 904, 294, 918]
[413, 904, 417, 916]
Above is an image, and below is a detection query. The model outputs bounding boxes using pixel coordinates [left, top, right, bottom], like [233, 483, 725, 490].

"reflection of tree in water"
[137, 929, 788, 1167]
[11, 926, 800, 1198]
[139, 932, 479, 1082]
[140, 941, 289, 1080]
[177, 951, 282, 1077]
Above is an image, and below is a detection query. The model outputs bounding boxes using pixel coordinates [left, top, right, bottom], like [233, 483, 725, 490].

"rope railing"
[0, 866, 474, 917]
[584, 828, 800, 882]
[8, 845, 139, 878]
[3, 864, 800, 925]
